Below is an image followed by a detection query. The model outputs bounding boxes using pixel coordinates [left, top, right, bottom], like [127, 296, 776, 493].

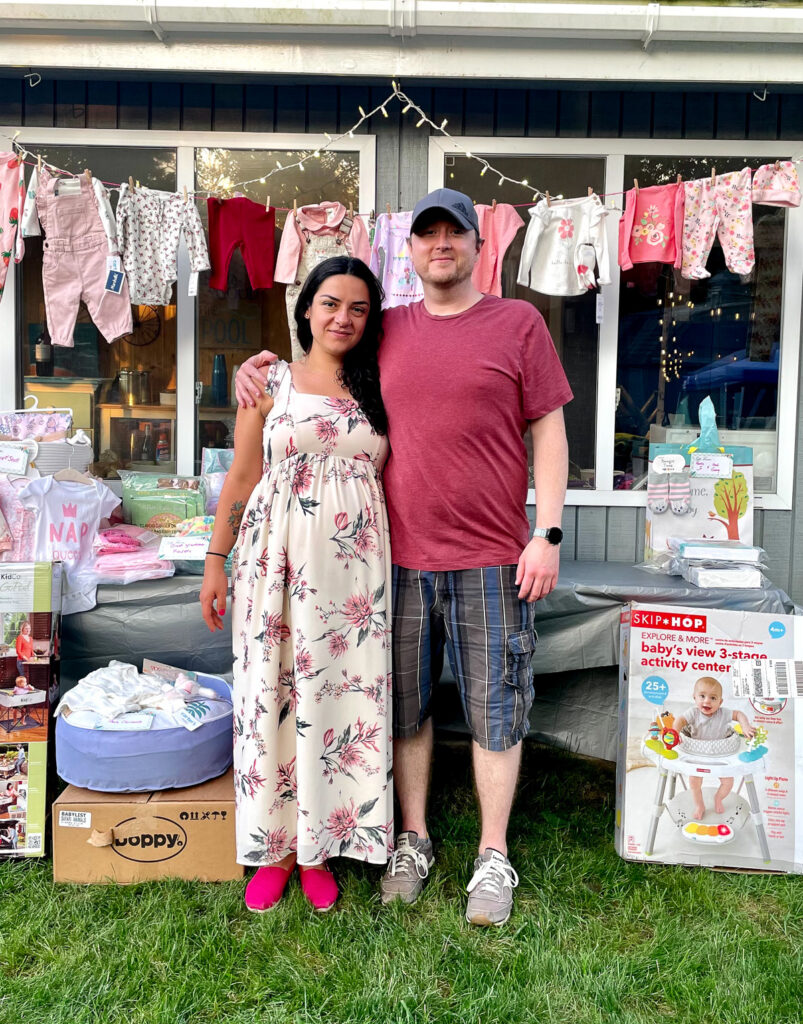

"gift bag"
[645, 397, 753, 563]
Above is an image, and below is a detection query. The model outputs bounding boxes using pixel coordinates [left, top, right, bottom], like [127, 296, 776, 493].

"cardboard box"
[53, 769, 243, 883]
[615, 603, 802, 873]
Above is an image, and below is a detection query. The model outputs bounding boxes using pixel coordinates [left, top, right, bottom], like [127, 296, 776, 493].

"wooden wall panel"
[150, 82, 180, 131]
[372, 85, 401, 211]
[747, 92, 780, 141]
[558, 90, 590, 137]
[621, 90, 651, 138]
[244, 84, 275, 133]
[275, 84, 306, 133]
[590, 91, 621, 138]
[495, 88, 527, 137]
[464, 88, 495, 136]
[779, 94, 803, 140]
[606, 507, 638, 563]
[652, 92, 683, 138]
[0, 79, 22, 127]
[24, 79, 55, 128]
[181, 83, 212, 132]
[575, 507, 606, 560]
[527, 90, 558, 137]
[212, 85, 244, 133]
[55, 81, 87, 130]
[307, 85, 339, 135]
[715, 92, 748, 139]
[118, 82, 149, 131]
[86, 81, 117, 130]
[762, 511, 792, 594]
[683, 93, 715, 140]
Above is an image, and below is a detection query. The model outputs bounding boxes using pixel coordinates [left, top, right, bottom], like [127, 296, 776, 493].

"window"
[193, 147, 361, 467]
[18, 145, 177, 474]
[2, 129, 375, 478]
[431, 137, 803, 508]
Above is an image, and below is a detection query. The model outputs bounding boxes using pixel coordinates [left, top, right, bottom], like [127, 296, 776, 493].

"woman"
[201, 256, 392, 913]
[15, 621, 33, 675]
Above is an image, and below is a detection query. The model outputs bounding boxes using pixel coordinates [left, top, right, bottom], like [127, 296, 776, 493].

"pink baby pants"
[681, 168, 755, 280]
[36, 168, 132, 347]
[0, 152, 24, 302]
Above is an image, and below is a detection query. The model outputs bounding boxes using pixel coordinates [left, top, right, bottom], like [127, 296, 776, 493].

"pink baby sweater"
[618, 183, 685, 271]
[274, 202, 371, 283]
[472, 203, 525, 296]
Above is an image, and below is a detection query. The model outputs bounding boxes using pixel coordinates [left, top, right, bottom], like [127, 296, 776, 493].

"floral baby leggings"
[681, 168, 755, 280]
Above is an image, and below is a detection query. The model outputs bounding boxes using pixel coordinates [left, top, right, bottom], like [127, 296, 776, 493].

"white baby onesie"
[19, 476, 120, 614]
[517, 194, 610, 297]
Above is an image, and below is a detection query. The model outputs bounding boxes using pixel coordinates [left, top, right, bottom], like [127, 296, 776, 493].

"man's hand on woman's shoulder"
[235, 349, 279, 407]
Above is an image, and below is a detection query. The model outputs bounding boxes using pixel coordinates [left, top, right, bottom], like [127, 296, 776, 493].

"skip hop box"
[53, 769, 243, 883]
[615, 602, 803, 873]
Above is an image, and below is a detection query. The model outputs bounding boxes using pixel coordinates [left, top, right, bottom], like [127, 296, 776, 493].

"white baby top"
[517, 194, 610, 297]
[19, 476, 120, 614]
[681, 705, 731, 741]
[369, 211, 424, 309]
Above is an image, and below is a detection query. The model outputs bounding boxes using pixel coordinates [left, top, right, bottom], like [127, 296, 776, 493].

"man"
[236, 188, 571, 926]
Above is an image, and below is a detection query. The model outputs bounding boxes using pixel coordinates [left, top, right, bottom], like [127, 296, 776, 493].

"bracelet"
[205, 551, 228, 559]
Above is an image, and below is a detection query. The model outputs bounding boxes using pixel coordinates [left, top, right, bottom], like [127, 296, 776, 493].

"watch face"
[546, 527, 563, 545]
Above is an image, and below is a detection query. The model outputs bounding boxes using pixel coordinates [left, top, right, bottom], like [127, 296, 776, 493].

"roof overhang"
[2, 2, 803, 85]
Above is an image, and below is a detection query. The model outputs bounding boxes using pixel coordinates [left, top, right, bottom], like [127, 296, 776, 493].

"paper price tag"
[106, 255, 122, 274]
[187, 271, 199, 297]
[105, 269, 126, 294]
[0, 444, 30, 474]
[690, 452, 733, 479]
[142, 658, 197, 683]
[595, 293, 604, 324]
[158, 536, 211, 560]
[652, 453, 686, 474]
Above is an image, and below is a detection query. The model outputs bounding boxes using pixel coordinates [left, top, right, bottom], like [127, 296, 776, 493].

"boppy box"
[615, 602, 803, 872]
[52, 769, 243, 883]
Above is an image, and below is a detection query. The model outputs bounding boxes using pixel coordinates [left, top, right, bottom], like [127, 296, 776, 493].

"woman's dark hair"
[294, 256, 388, 435]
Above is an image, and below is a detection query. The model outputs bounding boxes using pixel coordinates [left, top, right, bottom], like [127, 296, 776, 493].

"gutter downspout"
[142, 0, 167, 44]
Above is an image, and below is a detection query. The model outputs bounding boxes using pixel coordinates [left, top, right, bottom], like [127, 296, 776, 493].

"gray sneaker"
[380, 831, 434, 905]
[465, 849, 519, 926]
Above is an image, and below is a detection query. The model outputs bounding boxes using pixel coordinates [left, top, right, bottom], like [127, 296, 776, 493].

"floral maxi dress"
[231, 360, 392, 867]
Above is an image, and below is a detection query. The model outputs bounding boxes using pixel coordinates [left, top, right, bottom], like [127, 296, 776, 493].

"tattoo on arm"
[228, 501, 245, 535]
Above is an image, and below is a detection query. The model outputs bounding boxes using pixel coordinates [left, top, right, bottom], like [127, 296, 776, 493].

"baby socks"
[669, 472, 691, 515]
[648, 470, 691, 515]
[647, 471, 668, 513]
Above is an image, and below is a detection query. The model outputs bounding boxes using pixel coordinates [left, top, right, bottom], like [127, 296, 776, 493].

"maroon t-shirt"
[379, 294, 573, 570]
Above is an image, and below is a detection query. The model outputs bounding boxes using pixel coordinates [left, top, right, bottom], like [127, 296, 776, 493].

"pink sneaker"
[244, 864, 294, 913]
[298, 865, 338, 912]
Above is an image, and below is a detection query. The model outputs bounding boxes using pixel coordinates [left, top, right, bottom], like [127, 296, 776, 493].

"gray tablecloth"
[60, 562, 798, 694]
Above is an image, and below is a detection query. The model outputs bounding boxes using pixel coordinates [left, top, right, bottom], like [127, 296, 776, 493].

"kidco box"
[615, 603, 803, 873]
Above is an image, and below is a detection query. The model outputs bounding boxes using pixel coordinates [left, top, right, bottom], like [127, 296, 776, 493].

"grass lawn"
[2, 738, 802, 1024]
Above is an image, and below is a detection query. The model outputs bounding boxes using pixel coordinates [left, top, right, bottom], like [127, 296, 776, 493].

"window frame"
[0, 127, 376, 475]
[428, 135, 803, 512]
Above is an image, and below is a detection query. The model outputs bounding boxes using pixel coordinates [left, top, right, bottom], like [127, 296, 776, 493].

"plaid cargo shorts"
[391, 564, 537, 752]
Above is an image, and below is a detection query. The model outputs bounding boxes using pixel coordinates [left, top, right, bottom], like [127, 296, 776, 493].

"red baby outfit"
[618, 183, 685, 271]
[207, 197, 276, 291]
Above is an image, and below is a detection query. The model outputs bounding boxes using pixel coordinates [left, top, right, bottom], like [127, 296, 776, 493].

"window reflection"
[616, 156, 782, 494]
[20, 146, 177, 475]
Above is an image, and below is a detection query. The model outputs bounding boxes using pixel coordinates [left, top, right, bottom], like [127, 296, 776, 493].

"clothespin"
[265, 194, 271, 212]
[491, 199, 497, 212]
[136, 179, 140, 189]
[710, 166, 716, 185]
[633, 178, 639, 192]
[182, 185, 188, 202]
[676, 174, 682, 185]
[369, 208, 375, 222]
[545, 191, 551, 207]
[84, 168, 92, 184]
[348, 202, 354, 219]
[37, 153, 42, 173]
[775, 160, 781, 171]
[386, 202, 391, 219]
[293, 199, 298, 217]
[587, 187, 593, 197]
[128, 176, 135, 192]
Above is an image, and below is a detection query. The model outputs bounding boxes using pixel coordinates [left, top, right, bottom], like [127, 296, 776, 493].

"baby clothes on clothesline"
[117, 184, 210, 305]
[22, 166, 118, 255]
[751, 162, 801, 208]
[207, 196, 276, 292]
[369, 211, 423, 309]
[29, 167, 133, 347]
[275, 202, 371, 359]
[681, 168, 755, 281]
[618, 183, 685, 271]
[517, 193, 610, 297]
[0, 153, 25, 304]
[472, 203, 524, 297]
[0, 475, 35, 563]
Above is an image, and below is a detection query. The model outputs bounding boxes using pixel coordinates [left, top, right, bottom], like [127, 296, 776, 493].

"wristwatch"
[532, 526, 563, 545]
